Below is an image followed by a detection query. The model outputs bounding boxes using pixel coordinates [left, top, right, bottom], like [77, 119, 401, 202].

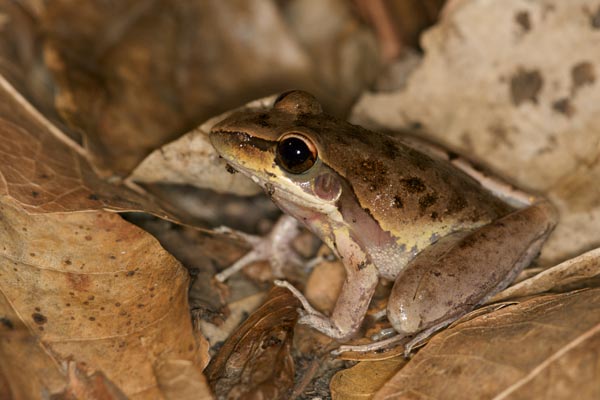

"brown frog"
[209, 91, 557, 354]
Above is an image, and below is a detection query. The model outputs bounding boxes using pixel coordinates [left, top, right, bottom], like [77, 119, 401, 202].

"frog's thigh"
[388, 201, 557, 336]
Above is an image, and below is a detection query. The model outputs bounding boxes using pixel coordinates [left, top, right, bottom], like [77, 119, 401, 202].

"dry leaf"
[374, 288, 600, 399]
[352, 0, 600, 264]
[205, 287, 300, 400]
[283, 0, 380, 115]
[0, 1, 65, 128]
[0, 70, 211, 398]
[0, 198, 209, 399]
[305, 253, 345, 314]
[330, 357, 407, 400]
[129, 128, 259, 197]
[492, 247, 600, 302]
[129, 97, 276, 197]
[0, 314, 66, 399]
[40, 0, 309, 173]
[51, 362, 128, 400]
[7, 0, 375, 175]
[354, 0, 446, 60]
[0, 74, 181, 220]
[154, 359, 214, 400]
[200, 291, 266, 349]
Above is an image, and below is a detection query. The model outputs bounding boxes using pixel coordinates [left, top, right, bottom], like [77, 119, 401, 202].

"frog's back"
[302, 114, 513, 246]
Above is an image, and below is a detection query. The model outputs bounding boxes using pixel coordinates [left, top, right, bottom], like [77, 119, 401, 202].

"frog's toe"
[332, 334, 406, 356]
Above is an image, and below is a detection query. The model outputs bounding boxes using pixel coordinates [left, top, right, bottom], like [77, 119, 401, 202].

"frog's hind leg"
[334, 201, 557, 357]
[331, 318, 453, 357]
[386, 201, 557, 353]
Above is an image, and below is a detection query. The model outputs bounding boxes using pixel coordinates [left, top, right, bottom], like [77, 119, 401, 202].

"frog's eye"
[276, 133, 317, 174]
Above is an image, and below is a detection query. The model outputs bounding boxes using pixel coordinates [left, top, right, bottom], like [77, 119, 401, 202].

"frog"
[209, 90, 557, 355]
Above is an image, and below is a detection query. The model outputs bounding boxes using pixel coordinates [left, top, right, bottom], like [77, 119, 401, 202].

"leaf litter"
[1, 0, 600, 399]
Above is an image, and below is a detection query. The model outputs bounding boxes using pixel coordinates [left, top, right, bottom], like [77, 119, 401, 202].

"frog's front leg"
[387, 200, 557, 343]
[215, 214, 304, 282]
[277, 262, 379, 341]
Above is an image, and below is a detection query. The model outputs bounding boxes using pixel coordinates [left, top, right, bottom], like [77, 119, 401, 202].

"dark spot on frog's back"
[392, 195, 404, 209]
[459, 235, 477, 250]
[446, 193, 468, 214]
[401, 177, 426, 193]
[350, 158, 388, 191]
[419, 193, 438, 212]
[360, 159, 389, 187]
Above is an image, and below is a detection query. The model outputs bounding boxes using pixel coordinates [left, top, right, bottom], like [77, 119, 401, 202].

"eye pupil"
[276, 136, 317, 174]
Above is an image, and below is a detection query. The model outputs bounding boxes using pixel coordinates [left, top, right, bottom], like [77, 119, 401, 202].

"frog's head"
[210, 90, 344, 217]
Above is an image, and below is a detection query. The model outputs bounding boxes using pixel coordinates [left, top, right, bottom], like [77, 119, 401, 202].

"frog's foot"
[332, 334, 406, 356]
[400, 319, 454, 357]
[371, 327, 396, 341]
[333, 319, 453, 357]
[275, 279, 351, 340]
[215, 215, 303, 282]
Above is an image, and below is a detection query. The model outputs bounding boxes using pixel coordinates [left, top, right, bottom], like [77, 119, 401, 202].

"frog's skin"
[210, 91, 557, 352]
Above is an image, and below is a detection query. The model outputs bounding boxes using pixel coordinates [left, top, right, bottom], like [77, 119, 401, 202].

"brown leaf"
[0, 74, 191, 225]
[0, 1, 63, 127]
[492, 247, 600, 302]
[305, 254, 345, 314]
[0, 314, 66, 399]
[32, 0, 371, 174]
[205, 286, 300, 400]
[51, 362, 128, 400]
[354, 0, 446, 60]
[199, 291, 266, 349]
[0, 69, 213, 396]
[154, 359, 214, 400]
[330, 357, 407, 400]
[0, 197, 208, 398]
[374, 288, 600, 399]
[129, 97, 273, 197]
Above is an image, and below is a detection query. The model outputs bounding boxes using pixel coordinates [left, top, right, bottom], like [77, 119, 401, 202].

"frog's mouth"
[222, 156, 340, 216]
